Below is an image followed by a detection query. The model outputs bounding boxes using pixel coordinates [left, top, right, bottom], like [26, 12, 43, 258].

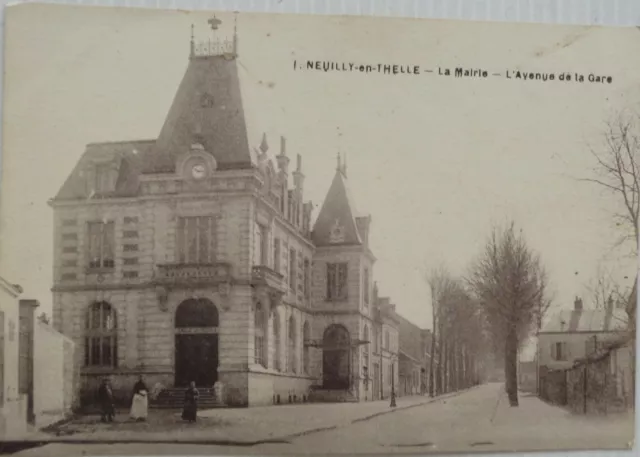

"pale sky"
[1, 4, 639, 328]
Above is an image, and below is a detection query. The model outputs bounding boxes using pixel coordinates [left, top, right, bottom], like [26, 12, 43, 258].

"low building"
[537, 297, 628, 372]
[396, 313, 429, 396]
[0, 278, 75, 438]
[0, 277, 28, 438]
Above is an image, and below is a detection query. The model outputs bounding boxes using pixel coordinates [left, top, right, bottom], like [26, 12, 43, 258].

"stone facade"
[49, 25, 406, 408]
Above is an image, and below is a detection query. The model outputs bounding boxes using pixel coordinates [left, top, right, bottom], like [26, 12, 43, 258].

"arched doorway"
[322, 324, 350, 389]
[174, 298, 219, 387]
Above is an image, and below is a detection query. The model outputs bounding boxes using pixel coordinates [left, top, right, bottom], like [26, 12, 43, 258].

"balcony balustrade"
[155, 262, 232, 286]
[251, 265, 287, 293]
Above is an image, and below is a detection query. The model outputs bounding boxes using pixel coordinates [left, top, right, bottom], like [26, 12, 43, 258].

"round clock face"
[191, 164, 206, 180]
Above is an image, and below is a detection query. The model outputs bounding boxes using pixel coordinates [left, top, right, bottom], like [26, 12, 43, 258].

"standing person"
[181, 381, 199, 423]
[97, 378, 115, 423]
[130, 375, 149, 421]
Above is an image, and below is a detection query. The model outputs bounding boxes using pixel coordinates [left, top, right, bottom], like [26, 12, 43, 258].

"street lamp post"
[390, 358, 397, 408]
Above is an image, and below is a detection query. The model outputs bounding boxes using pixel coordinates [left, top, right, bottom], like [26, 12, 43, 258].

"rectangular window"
[552, 342, 568, 361]
[289, 249, 297, 290]
[87, 221, 115, 269]
[274, 239, 281, 273]
[326, 262, 348, 301]
[123, 216, 139, 224]
[303, 259, 311, 299]
[363, 267, 370, 304]
[254, 222, 268, 266]
[384, 330, 390, 351]
[176, 216, 216, 263]
[254, 305, 266, 367]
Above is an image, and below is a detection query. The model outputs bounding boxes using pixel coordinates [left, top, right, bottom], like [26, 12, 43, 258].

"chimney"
[574, 296, 583, 311]
[276, 136, 290, 174]
[293, 153, 304, 191]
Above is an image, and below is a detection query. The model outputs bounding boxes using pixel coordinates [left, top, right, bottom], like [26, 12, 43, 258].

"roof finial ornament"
[208, 15, 222, 31]
[259, 133, 269, 154]
[336, 152, 341, 171]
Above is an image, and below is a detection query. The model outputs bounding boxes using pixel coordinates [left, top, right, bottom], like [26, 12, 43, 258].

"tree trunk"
[428, 328, 436, 397]
[450, 339, 458, 391]
[504, 325, 519, 406]
[436, 335, 444, 395]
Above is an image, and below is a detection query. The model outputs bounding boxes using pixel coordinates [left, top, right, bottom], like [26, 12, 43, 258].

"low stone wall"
[247, 370, 315, 406]
[0, 394, 27, 438]
[539, 369, 567, 405]
[539, 342, 634, 415]
[33, 321, 77, 427]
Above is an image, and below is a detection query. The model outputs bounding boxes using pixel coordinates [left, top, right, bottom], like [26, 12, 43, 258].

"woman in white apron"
[130, 376, 149, 421]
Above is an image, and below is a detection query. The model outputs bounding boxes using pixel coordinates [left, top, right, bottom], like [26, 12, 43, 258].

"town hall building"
[49, 18, 402, 407]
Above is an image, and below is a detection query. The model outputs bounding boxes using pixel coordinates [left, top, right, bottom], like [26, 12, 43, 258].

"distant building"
[396, 313, 430, 396]
[49, 18, 403, 407]
[537, 297, 628, 372]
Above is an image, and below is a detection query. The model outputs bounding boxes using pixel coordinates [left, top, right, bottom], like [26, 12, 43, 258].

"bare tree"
[426, 266, 490, 395]
[467, 222, 550, 407]
[583, 112, 640, 256]
[583, 110, 639, 402]
[426, 265, 450, 397]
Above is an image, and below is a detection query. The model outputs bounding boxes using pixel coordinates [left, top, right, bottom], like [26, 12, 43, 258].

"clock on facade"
[191, 163, 207, 180]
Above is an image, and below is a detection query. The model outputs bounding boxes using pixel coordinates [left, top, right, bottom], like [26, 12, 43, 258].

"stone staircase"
[150, 387, 224, 410]
[307, 388, 358, 403]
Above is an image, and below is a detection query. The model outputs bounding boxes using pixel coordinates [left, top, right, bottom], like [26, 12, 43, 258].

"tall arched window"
[273, 314, 282, 372]
[363, 325, 370, 371]
[288, 316, 296, 373]
[303, 321, 310, 374]
[85, 301, 117, 367]
[254, 302, 266, 367]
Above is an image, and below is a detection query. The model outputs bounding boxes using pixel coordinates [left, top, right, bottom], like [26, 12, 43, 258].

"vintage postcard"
[0, 3, 637, 455]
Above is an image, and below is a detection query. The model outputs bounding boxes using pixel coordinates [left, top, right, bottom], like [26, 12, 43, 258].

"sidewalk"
[458, 389, 635, 452]
[22, 389, 473, 445]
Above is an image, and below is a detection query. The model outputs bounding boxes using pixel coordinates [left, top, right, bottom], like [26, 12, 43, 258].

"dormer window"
[330, 219, 345, 244]
[95, 164, 111, 193]
[88, 162, 118, 196]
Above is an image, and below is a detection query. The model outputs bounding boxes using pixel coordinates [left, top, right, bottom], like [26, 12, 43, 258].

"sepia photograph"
[0, 3, 638, 455]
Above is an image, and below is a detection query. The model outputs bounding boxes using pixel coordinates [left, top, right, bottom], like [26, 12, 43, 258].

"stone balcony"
[251, 265, 287, 294]
[155, 262, 233, 287]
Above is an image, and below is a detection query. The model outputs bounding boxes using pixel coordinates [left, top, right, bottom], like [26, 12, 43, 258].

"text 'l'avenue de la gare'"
[295, 61, 614, 84]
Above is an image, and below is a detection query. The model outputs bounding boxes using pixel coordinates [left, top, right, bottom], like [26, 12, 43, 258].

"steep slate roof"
[540, 308, 628, 333]
[396, 313, 427, 362]
[54, 140, 155, 200]
[311, 168, 363, 246]
[145, 55, 252, 173]
[54, 53, 253, 201]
